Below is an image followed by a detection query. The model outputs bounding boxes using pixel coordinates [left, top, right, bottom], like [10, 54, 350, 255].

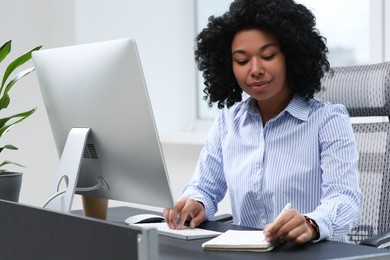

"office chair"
[316, 61, 390, 248]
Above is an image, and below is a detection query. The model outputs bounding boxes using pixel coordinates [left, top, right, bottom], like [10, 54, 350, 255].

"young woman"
[164, 0, 363, 244]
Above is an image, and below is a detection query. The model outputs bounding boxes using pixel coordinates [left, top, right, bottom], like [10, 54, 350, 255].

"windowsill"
[160, 131, 208, 145]
[350, 116, 389, 124]
[159, 119, 213, 145]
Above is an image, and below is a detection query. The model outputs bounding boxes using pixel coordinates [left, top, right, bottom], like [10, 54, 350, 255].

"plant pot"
[0, 172, 23, 202]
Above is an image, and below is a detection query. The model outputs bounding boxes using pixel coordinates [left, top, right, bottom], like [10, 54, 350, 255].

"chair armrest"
[359, 230, 390, 248]
[210, 213, 233, 223]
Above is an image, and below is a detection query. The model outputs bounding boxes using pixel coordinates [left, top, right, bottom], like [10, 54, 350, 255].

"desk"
[105, 206, 390, 260]
[5, 201, 387, 260]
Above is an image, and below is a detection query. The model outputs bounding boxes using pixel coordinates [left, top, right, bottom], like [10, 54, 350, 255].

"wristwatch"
[304, 216, 320, 240]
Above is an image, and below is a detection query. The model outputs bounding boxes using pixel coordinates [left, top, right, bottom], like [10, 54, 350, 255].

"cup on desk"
[81, 195, 109, 220]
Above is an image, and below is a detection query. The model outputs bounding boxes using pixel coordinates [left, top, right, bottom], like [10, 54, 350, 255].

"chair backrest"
[316, 61, 390, 244]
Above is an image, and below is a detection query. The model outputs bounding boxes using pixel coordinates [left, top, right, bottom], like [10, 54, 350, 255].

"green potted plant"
[0, 40, 41, 202]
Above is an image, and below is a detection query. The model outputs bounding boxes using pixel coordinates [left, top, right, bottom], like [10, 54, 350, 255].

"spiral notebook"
[202, 230, 279, 252]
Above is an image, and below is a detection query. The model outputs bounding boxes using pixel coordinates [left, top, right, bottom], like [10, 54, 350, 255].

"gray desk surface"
[99, 206, 390, 260]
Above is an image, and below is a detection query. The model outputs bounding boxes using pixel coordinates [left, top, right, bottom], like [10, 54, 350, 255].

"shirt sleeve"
[307, 104, 363, 242]
[180, 112, 228, 219]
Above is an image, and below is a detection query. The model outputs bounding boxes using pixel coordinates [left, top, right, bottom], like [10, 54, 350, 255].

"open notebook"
[202, 230, 279, 252]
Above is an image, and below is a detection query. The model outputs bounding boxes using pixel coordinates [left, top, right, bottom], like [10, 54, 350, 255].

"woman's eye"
[235, 60, 248, 65]
[262, 54, 276, 60]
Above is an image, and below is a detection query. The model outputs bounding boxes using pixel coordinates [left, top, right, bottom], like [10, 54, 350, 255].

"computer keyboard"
[131, 222, 222, 240]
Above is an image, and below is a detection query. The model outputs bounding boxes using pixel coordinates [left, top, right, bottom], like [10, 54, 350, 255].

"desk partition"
[0, 200, 158, 260]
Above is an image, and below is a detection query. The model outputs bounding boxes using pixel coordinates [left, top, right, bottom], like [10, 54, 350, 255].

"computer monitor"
[32, 38, 174, 213]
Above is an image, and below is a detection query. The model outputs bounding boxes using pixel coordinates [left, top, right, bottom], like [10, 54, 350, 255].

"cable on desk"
[42, 177, 109, 208]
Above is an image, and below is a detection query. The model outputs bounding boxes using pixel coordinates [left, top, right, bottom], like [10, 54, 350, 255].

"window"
[299, 0, 370, 66]
[195, 0, 386, 120]
[195, 0, 232, 121]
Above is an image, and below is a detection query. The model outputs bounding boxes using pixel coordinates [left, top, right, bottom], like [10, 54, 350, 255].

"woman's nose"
[250, 59, 264, 77]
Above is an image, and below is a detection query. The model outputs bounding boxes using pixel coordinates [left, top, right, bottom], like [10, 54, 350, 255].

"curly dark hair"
[195, 0, 330, 108]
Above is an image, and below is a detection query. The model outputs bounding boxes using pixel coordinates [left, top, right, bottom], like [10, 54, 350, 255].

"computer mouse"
[125, 213, 165, 225]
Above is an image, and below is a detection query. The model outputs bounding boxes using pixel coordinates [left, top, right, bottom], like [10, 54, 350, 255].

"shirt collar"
[285, 95, 311, 122]
[244, 95, 311, 122]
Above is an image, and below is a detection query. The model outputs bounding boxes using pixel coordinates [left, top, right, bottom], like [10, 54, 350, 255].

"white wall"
[1, 0, 74, 208]
[74, 0, 198, 132]
[0, 0, 231, 214]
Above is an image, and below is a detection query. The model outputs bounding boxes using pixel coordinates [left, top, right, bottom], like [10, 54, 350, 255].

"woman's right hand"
[163, 198, 206, 229]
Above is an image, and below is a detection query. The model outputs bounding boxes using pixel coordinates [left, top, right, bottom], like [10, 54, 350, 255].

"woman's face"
[231, 28, 291, 106]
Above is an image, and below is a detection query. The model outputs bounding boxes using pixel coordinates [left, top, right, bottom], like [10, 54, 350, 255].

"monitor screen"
[32, 38, 174, 212]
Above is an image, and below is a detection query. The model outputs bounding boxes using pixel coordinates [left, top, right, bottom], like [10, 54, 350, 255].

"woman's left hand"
[262, 208, 318, 244]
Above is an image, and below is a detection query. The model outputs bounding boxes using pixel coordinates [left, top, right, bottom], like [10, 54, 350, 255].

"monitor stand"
[43, 128, 91, 212]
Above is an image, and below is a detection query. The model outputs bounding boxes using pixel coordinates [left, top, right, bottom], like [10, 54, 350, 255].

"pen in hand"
[274, 203, 291, 222]
[263, 203, 291, 242]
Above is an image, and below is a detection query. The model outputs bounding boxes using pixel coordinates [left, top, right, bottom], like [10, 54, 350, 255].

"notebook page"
[202, 230, 277, 252]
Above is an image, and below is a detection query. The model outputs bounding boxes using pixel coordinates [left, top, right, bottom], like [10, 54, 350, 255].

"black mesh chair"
[316, 61, 390, 248]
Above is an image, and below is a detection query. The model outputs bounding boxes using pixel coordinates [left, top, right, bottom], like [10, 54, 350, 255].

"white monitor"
[32, 38, 174, 213]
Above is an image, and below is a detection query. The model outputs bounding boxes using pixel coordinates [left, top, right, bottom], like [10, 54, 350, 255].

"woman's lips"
[249, 81, 270, 91]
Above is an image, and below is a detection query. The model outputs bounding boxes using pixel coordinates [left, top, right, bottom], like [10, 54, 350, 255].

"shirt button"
[256, 195, 260, 201]
[262, 219, 267, 225]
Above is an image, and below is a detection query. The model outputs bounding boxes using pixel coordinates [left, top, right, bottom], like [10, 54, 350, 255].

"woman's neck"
[256, 91, 294, 126]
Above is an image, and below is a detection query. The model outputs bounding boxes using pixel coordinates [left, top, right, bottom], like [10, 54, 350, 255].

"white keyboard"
[131, 222, 222, 240]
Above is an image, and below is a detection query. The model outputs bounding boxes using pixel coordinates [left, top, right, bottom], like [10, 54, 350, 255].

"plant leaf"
[0, 160, 25, 168]
[0, 40, 11, 64]
[0, 108, 36, 138]
[0, 93, 10, 111]
[0, 67, 35, 111]
[1, 45, 42, 92]
[3, 144, 18, 150]
[0, 145, 18, 154]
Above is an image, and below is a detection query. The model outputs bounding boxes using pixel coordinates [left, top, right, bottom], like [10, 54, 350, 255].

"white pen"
[275, 203, 291, 222]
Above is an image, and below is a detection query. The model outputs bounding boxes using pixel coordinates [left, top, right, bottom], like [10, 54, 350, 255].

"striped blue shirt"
[182, 95, 363, 242]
